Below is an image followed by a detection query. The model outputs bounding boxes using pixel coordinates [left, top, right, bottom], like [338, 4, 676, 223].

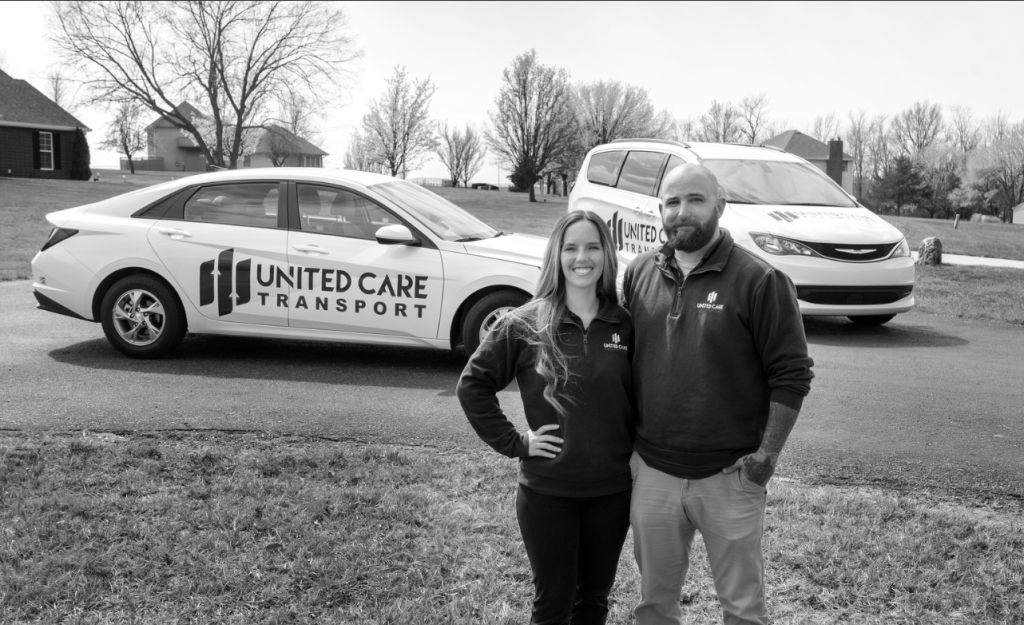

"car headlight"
[889, 238, 911, 259]
[750, 233, 815, 256]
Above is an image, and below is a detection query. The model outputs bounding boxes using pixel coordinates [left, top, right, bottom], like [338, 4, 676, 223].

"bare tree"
[262, 93, 322, 166]
[737, 92, 771, 144]
[867, 115, 892, 183]
[486, 49, 576, 202]
[46, 68, 79, 112]
[845, 110, 870, 198]
[890, 101, 944, 156]
[52, 1, 358, 169]
[969, 122, 1024, 221]
[696, 100, 740, 143]
[947, 105, 981, 155]
[808, 112, 841, 141]
[762, 118, 789, 141]
[362, 66, 437, 178]
[343, 130, 381, 173]
[669, 115, 698, 142]
[436, 121, 466, 187]
[575, 81, 672, 146]
[100, 100, 146, 174]
[983, 111, 1011, 146]
[460, 125, 486, 188]
[0, 49, 8, 72]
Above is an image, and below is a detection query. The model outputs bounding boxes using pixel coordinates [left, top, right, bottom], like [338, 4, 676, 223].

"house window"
[39, 132, 54, 170]
[303, 155, 323, 168]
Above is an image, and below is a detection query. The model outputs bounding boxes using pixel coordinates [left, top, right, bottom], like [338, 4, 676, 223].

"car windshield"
[702, 159, 858, 208]
[369, 180, 498, 241]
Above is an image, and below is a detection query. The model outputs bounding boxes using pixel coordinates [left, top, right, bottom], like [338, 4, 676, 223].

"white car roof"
[591, 139, 806, 163]
[166, 167, 399, 188]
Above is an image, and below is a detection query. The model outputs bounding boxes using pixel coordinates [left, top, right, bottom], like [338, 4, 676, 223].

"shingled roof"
[145, 101, 207, 130]
[763, 130, 852, 161]
[0, 69, 90, 131]
[252, 124, 327, 156]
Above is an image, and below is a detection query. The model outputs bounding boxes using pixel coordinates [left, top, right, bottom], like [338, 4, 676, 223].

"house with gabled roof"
[763, 130, 854, 194]
[242, 124, 327, 168]
[142, 101, 209, 172]
[0, 69, 90, 179]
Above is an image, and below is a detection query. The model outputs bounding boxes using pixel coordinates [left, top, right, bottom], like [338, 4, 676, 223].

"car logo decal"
[200, 248, 250, 316]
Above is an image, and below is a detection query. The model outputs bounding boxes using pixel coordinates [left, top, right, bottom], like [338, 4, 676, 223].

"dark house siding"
[0, 126, 74, 179]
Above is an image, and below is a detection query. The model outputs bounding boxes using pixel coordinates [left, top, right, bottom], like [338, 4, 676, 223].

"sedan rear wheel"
[101, 275, 187, 358]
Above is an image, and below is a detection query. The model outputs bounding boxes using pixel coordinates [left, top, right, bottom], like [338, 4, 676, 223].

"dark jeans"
[516, 485, 632, 625]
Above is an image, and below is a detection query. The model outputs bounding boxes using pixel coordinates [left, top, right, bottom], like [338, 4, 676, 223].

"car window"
[616, 151, 667, 196]
[297, 184, 399, 240]
[369, 180, 496, 242]
[702, 159, 858, 207]
[655, 155, 687, 196]
[587, 150, 626, 186]
[183, 183, 280, 228]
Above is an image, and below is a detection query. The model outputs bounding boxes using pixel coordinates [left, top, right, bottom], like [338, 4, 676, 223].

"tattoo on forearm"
[743, 455, 774, 487]
[760, 402, 800, 459]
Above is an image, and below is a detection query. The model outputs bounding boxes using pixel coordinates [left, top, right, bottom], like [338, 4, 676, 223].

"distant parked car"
[471, 183, 499, 190]
[569, 139, 915, 325]
[32, 168, 546, 358]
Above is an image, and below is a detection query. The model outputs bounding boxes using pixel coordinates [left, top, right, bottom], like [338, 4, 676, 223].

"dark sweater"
[457, 298, 635, 497]
[622, 230, 814, 479]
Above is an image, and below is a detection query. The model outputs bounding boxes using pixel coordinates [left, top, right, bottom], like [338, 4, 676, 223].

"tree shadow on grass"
[47, 334, 469, 391]
[803, 316, 969, 349]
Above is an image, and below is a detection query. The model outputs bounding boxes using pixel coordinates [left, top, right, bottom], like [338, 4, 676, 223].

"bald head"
[659, 163, 726, 255]
[660, 164, 722, 205]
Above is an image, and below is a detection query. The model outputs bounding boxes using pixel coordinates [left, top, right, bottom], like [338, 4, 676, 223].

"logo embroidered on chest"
[696, 291, 725, 311]
[604, 332, 629, 352]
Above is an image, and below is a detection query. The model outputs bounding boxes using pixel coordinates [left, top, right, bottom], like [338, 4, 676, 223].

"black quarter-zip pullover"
[457, 298, 636, 497]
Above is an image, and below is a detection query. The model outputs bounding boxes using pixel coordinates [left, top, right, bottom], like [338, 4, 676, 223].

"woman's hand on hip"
[527, 424, 563, 458]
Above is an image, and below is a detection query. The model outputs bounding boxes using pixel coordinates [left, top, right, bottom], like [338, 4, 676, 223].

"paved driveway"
[1, 280, 1022, 500]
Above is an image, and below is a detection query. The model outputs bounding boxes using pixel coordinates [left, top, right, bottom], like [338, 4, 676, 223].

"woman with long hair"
[457, 210, 635, 624]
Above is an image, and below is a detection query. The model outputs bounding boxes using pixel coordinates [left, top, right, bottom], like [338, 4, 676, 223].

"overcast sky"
[2, 1, 1022, 183]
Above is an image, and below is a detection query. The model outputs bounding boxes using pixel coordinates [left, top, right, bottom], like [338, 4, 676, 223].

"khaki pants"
[629, 452, 768, 625]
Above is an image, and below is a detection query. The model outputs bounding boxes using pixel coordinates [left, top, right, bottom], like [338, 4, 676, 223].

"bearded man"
[622, 163, 814, 625]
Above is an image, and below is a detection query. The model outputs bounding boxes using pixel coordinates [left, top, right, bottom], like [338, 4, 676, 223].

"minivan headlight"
[889, 238, 911, 259]
[750, 233, 815, 256]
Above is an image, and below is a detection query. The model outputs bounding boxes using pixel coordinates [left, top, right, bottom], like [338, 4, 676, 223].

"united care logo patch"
[696, 290, 724, 311]
[604, 332, 629, 352]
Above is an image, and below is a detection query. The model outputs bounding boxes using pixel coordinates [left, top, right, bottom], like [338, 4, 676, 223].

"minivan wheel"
[100, 275, 187, 358]
[461, 290, 529, 355]
[848, 314, 896, 326]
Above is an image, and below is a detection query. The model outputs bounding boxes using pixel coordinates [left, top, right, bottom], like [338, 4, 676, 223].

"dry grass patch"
[883, 215, 1024, 261]
[914, 265, 1024, 325]
[2, 431, 1021, 624]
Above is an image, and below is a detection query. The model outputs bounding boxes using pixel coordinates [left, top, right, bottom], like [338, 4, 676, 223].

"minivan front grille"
[797, 286, 913, 306]
[801, 241, 899, 262]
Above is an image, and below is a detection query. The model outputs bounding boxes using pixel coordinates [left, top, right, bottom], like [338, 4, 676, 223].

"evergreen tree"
[69, 128, 92, 181]
[873, 155, 927, 215]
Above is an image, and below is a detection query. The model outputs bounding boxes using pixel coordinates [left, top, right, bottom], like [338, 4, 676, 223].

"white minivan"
[568, 139, 914, 325]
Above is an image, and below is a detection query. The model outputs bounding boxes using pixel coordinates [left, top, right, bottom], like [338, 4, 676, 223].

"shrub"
[69, 127, 92, 181]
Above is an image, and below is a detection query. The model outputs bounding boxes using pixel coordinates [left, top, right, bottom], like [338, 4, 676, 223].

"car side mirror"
[375, 224, 420, 246]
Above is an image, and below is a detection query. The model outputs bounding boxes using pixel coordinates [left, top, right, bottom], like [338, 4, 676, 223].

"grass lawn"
[882, 215, 1024, 261]
[1, 431, 1021, 624]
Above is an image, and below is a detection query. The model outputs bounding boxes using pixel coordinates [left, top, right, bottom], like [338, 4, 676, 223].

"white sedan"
[32, 168, 545, 358]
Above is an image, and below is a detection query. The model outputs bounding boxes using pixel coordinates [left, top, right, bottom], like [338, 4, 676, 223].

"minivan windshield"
[702, 159, 858, 208]
[370, 180, 498, 242]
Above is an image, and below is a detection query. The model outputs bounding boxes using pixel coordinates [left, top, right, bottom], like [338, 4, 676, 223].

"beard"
[664, 214, 718, 253]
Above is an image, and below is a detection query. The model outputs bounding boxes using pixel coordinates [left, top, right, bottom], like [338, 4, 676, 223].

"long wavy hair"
[496, 210, 618, 416]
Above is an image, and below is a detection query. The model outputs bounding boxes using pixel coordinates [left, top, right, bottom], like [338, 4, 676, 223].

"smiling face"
[559, 220, 605, 295]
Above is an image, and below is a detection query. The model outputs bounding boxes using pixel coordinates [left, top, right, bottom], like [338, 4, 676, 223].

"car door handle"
[292, 244, 329, 255]
[157, 227, 192, 239]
